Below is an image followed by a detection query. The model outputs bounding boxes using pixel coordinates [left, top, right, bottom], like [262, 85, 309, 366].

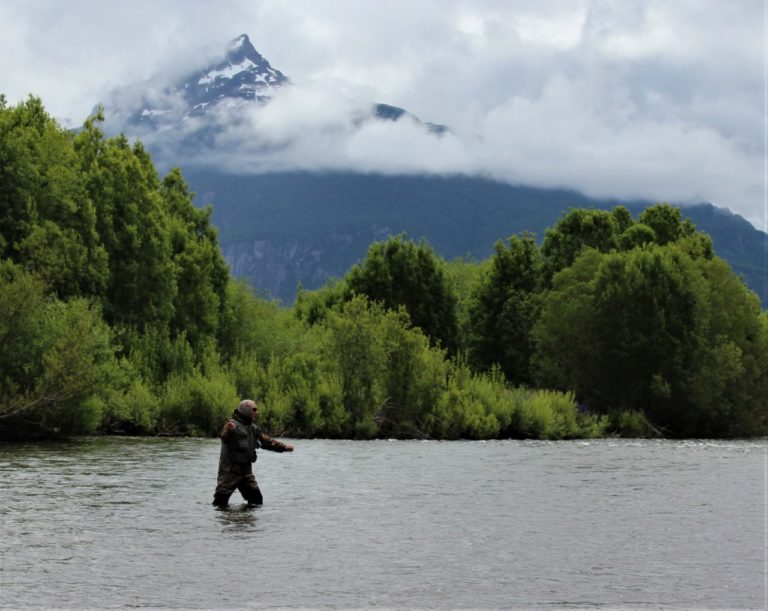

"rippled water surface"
[1, 438, 766, 609]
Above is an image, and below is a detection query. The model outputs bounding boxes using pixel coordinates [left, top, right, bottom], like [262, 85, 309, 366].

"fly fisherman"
[212, 399, 294, 508]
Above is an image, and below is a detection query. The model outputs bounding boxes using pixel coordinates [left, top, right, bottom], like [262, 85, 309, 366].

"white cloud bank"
[0, 0, 765, 229]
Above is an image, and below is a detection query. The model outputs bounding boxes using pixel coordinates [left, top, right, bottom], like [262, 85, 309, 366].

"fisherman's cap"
[238, 399, 257, 417]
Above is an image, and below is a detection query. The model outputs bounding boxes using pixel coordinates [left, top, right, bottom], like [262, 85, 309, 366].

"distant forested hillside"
[185, 171, 767, 306]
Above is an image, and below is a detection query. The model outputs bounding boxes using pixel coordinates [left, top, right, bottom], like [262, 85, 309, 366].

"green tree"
[612, 205, 634, 234]
[638, 203, 695, 245]
[466, 233, 541, 385]
[618, 222, 656, 250]
[443, 256, 487, 353]
[322, 295, 388, 437]
[162, 168, 229, 350]
[294, 278, 347, 327]
[345, 235, 458, 353]
[0, 96, 108, 297]
[377, 306, 442, 437]
[319, 294, 450, 438]
[541, 208, 621, 283]
[637, 203, 714, 259]
[220, 279, 306, 365]
[76, 129, 176, 329]
[532, 244, 768, 436]
[683, 257, 768, 435]
[533, 246, 704, 413]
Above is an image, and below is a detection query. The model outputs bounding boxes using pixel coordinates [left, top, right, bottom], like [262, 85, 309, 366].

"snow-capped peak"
[187, 34, 288, 103]
[105, 34, 289, 131]
[98, 33, 445, 149]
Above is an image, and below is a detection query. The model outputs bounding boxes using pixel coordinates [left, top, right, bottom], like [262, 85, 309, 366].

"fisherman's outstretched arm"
[259, 432, 294, 452]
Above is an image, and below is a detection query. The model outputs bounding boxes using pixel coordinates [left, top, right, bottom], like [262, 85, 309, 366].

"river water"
[0, 437, 766, 609]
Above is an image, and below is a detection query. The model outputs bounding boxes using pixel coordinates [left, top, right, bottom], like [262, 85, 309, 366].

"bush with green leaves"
[0, 260, 117, 437]
[101, 376, 159, 435]
[511, 389, 607, 440]
[157, 368, 238, 436]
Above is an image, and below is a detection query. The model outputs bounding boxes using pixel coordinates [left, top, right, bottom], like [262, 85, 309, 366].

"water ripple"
[0, 437, 765, 609]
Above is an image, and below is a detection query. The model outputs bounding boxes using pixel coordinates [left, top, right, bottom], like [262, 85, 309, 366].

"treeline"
[1, 96, 766, 440]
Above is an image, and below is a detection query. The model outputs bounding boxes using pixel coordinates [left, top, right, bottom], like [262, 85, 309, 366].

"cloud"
[474, 72, 763, 210]
[159, 69, 764, 228]
[0, 0, 764, 229]
[163, 83, 469, 175]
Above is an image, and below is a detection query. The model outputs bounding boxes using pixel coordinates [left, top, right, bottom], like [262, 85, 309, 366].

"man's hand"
[221, 421, 236, 436]
[284, 444, 295, 452]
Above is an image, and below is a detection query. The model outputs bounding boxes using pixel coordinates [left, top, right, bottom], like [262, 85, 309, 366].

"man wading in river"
[212, 399, 294, 508]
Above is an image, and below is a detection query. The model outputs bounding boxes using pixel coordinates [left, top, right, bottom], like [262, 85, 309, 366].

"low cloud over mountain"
[95, 28, 763, 230]
[98, 35, 454, 174]
[3, 2, 763, 227]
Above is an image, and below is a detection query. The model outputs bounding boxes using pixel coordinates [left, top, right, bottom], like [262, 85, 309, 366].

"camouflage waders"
[212, 407, 289, 508]
[213, 463, 263, 507]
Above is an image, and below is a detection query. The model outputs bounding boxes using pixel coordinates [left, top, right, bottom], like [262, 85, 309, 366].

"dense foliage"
[344, 235, 458, 353]
[1, 96, 766, 440]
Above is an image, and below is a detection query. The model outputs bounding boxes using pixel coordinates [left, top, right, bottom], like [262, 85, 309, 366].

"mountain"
[99, 34, 445, 160]
[169, 33, 288, 107]
[99, 34, 287, 134]
[373, 103, 448, 135]
[184, 170, 768, 305]
[97, 35, 768, 307]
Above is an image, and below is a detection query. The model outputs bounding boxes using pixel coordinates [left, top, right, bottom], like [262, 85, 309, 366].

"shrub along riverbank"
[2, 95, 767, 441]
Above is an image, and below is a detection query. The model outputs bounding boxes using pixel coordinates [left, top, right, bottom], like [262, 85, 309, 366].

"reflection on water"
[215, 504, 264, 534]
[0, 437, 766, 609]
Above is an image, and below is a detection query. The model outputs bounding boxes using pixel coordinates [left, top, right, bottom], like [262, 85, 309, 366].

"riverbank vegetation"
[2, 96, 767, 440]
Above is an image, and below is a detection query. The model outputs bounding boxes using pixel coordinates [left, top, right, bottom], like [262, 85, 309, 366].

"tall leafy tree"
[532, 244, 768, 436]
[76, 126, 176, 329]
[540, 203, 714, 283]
[637, 203, 714, 259]
[466, 233, 540, 385]
[683, 257, 768, 435]
[161, 168, 230, 350]
[540, 208, 621, 283]
[322, 295, 387, 437]
[345, 235, 458, 353]
[638, 203, 696, 245]
[0, 96, 108, 297]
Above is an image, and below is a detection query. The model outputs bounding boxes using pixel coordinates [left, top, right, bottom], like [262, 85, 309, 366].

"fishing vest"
[221, 418, 262, 464]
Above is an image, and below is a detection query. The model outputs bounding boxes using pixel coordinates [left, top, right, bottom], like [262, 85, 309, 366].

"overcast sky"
[1, 0, 766, 230]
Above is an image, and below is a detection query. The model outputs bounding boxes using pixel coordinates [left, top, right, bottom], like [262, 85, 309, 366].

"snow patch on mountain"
[198, 59, 260, 85]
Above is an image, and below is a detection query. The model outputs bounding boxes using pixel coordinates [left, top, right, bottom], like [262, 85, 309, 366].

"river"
[1, 437, 766, 609]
